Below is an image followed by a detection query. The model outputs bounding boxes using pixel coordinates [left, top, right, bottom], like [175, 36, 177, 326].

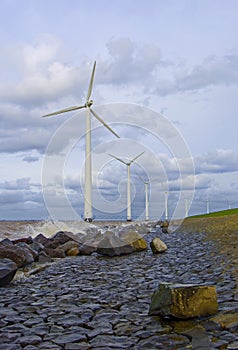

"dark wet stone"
[39, 342, 61, 349]
[0, 345, 22, 350]
[52, 332, 87, 344]
[3, 315, 26, 323]
[19, 335, 42, 346]
[45, 231, 74, 249]
[65, 343, 91, 350]
[15, 242, 38, 260]
[23, 317, 45, 326]
[0, 238, 13, 245]
[27, 325, 50, 337]
[0, 244, 34, 267]
[227, 342, 238, 349]
[90, 334, 136, 348]
[0, 258, 18, 287]
[97, 231, 135, 256]
[33, 233, 50, 246]
[43, 248, 65, 258]
[0, 306, 18, 316]
[78, 243, 97, 255]
[38, 251, 53, 263]
[0, 332, 22, 343]
[182, 325, 213, 349]
[0, 319, 8, 327]
[136, 333, 190, 349]
[29, 242, 44, 253]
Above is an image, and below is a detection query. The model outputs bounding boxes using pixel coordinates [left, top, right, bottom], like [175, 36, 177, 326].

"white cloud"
[195, 149, 238, 174]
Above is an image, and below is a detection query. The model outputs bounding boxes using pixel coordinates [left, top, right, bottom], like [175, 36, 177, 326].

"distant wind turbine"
[164, 191, 169, 221]
[109, 152, 144, 221]
[42, 61, 120, 222]
[137, 174, 149, 221]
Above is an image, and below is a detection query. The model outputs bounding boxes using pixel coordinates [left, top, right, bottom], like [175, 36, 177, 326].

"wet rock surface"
[0, 227, 238, 349]
[0, 258, 18, 287]
[149, 283, 218, 319]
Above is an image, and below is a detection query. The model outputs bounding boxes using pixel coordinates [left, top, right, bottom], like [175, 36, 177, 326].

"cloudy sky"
[0, 0, 238, 220]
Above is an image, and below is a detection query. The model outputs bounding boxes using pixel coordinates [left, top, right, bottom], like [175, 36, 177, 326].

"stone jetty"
[0, 222, 238, 349]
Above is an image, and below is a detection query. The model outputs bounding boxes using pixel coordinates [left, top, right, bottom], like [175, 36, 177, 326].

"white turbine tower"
[164, 191, 169, 221]
[137, 174, 149, 221]
[42, 61, 120, 222]
[109, 152, 144, 221]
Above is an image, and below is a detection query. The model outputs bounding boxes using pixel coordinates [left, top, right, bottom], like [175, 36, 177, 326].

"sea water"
[0, 220, 144, 241]
[0, 220, 99, 241]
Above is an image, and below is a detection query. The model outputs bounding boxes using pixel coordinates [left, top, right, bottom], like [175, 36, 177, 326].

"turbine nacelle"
[85, 100, 93, 108]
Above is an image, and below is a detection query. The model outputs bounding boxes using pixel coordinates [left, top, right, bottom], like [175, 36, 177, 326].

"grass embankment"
[177, 210, 238, 273]
[189, 208, 238, 219]
[179, 209, 238, 237]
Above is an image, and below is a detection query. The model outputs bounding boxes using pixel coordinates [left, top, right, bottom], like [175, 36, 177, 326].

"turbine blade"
[137, 173, 145, 183]
[108, 154, 127, 165]
[86, 61, 96, 102]
[130, 152, 144, 165]
[90, 108, 120, 138]
[137, 173, 149, 184]
[42, 105, 85, 117]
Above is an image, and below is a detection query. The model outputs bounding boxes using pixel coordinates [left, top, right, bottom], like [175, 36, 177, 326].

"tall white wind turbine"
[42, 61, 120, 222]
[109, 152, 144, 221]
[137, 174, 149, 221]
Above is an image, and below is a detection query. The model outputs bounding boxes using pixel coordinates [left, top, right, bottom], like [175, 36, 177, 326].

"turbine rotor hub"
[86, 100, 93, 107]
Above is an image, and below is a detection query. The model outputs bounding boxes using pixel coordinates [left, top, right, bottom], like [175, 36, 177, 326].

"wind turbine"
[42, 61, 120, 222]
[137, 174, 149, 221]
[109, 152, 144, 221]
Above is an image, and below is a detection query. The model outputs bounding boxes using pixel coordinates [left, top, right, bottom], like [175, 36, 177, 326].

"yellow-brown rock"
[119, 228, 147, 251]
[130, 238, 147, 251]
[150, 238, 167, 254]
[149, 283, 218, 319]
[66, 247, 79, 256]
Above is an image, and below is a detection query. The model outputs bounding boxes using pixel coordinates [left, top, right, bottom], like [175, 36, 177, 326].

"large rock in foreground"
[149, 283, 218, 319]
[0, 258, 18, 287]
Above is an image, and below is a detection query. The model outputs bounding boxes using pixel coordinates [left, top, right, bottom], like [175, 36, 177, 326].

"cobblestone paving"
[0, 229, 238, 349]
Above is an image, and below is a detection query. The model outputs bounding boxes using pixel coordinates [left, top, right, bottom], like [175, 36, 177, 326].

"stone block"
[149, 283, 218, 319]
[0, 258, 18, 287]
[97, 231, 135, 257]
[150, 238, 167, 254]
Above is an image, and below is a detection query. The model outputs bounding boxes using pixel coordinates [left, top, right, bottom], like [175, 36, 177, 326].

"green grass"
[188, 208, 238, 219]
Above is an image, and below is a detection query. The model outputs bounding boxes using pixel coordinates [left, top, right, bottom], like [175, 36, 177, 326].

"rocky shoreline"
[0, 220, 238, 349]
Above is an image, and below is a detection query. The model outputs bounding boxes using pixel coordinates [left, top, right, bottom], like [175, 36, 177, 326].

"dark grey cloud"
[99, 38, 164, 84]
[0, 178, 44, 216]
[195, 149, 238, 174]
[0, 127, 51, 154]
[177, 54, 238, 92]
[22, 156, 39, 163]
[154, 53, 238, 96]
[0, 190, 24, 204]
[0, 178, 31, 190]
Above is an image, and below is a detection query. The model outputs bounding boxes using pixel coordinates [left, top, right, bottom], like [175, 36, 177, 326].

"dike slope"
[176, 214, 238, 267]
